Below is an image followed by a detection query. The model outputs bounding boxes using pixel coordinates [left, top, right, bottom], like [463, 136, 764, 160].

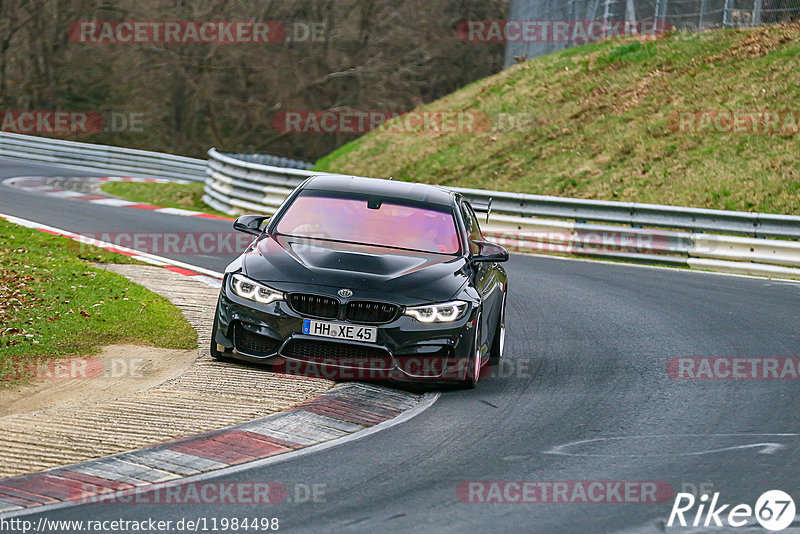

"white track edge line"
[0, 212, 223, 280]
[517, 251, 800, 285]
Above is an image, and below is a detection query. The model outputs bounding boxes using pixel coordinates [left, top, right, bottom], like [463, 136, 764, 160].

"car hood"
[240, 234, 467, 303]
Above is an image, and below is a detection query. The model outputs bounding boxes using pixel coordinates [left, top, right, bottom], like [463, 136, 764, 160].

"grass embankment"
[315, 25, 800, 215]
[101, 181, 230, 218]
[0, 218, 197, 364]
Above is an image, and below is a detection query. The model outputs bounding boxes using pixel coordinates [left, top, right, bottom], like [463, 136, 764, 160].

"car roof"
[302, 174, 455, 207]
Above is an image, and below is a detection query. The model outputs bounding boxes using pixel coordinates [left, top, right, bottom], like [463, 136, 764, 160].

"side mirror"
[233, 215, 270, 236]
[470, 240, 509, 263]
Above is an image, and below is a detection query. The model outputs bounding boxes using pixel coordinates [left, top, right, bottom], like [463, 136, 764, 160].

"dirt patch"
[615, 68, 665, 114]
[0, 344, 197, 417]
[708, 23, 798, 63]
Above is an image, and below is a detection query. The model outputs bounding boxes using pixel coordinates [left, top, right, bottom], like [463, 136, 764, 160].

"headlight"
[231, 274, 284, 304]
[404, 300, 469, 323]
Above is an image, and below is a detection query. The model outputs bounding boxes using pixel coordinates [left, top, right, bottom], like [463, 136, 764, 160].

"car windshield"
[275, 193, 460, 254]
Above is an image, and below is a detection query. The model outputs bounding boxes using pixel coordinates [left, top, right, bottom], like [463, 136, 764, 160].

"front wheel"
[489, 292, 506, 365]
[210, 313, 230, 361]
[461, 312, 483, 389]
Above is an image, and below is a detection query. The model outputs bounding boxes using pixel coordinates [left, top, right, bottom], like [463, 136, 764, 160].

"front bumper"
[213, 278, 477, 382]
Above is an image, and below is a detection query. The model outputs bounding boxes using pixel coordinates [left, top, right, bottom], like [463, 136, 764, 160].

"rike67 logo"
[668, 490, 796, 531]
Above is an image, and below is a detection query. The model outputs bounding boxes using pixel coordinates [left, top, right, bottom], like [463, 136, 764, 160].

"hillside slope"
[315, 25, 800, 214]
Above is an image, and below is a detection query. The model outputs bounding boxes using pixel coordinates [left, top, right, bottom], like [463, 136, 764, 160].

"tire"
[210, 313, 230, 361]
[489, 292, 506, 365]
[461, 312, 483, 389]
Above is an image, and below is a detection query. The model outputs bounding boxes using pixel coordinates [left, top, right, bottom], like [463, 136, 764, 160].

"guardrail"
[224, 152, 313, 170]
[5, 134, 796, 278]
[204, 148, 800, 279]
[0, 132, 206, 181]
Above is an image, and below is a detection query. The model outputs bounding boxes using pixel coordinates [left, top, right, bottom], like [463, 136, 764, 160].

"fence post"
[699, 0, 707, 29]
[626, 0, 637, 20]
[653, 0, 668, 30]
[545, 0, 555, 55]
[626, 0, 637, 35]
[568, 0, 576, 47]
[752, 0, 763, 25]
[723, 0, 732, 27]
[603, 0, 612, 39]
[654, 0, 660, 27]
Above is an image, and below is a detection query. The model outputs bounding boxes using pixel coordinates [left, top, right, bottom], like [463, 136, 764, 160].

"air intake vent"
[234, 323, 281, 357]
[345, 301, 399, 324]
[288, 293, 339, 319]
[282, 339, 390, 367]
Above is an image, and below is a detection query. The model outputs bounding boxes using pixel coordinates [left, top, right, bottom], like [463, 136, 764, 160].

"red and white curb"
[0, 212, 223, 288]
[0, 383, 435, 517]
[4, 176, 234, 221]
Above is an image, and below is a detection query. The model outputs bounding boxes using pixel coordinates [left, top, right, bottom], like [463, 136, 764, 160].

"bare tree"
[0, 0, 509, 160]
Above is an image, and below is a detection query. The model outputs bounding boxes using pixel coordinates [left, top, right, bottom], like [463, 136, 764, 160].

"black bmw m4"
[211, 174, 509, 388]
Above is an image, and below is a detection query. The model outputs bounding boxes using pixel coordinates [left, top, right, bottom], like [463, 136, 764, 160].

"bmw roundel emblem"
[338, 288, 353, 298]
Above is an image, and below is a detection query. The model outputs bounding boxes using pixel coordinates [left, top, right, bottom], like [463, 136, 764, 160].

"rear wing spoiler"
[470, 198, 492, 223]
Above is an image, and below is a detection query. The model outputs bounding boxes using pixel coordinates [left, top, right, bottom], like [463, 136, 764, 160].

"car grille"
[288, 293, 339, 319]
[281, 339, 391, 368]
[345, 301, 399, 324]
[234, 323, 282, 357]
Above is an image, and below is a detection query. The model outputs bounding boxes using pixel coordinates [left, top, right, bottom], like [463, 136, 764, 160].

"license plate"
[302, 319, 377, 343]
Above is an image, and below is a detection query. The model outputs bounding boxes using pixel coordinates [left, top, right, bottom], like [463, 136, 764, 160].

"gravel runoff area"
[0, 264, 334, 479]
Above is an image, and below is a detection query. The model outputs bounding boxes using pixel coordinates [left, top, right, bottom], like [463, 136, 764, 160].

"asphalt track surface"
[2, 159, 800, 533]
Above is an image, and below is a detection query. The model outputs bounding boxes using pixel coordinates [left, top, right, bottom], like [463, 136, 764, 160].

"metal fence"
[204, 149, 800, 279]
[0, 132, 206, 182]
[0, 132, 313, 182]
[504, 0, 800, 66]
